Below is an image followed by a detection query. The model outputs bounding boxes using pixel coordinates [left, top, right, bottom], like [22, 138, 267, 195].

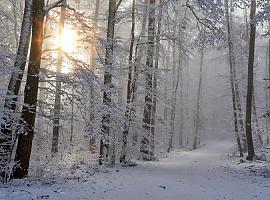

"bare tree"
[0, 0, 32, 182]
[224, 0, 243, 156]
[141, 0, 156, 161]
[120, 0, 136, 164]
[193, 32, 205, 150]
[100, 0, 123, 165]
[245, 0, 256, 161]
[13, 0, 46, 178]
[51, 1, 66, 156]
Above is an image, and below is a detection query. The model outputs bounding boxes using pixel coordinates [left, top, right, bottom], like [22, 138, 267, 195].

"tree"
[224, 0, 243, 157]
[140, 0, 156, 161]
[120, 0, 136, 164]
[245, 0, 256, 161]
[51, 1, 67, 156]
[12, 0, 46, 178]
[193, 31, 205, 150]
[88, 0, 100, 154]
[99, 0, 123, 165]
[266, 19, 270, 144]
[0, 0, 32, 182]
[167, 41, 181, 153]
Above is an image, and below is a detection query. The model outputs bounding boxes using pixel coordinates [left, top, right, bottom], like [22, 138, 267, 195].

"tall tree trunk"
[149, 0, 163, 159]
[178, 52, 184, 147]
[13, 0, 45, 178]
[185, 58, 190, 145]
[267, 21, 270, 144]
[167, 42, 181, 153]
[51, 1, 66, 156]
[11, 0, 19, 47]
[70, 84, 74, 144]
[163, 44, 170, 145]
[88, 0, 99, 154]
[252, 90, 263, 146]
[224, 0, 243, 156]
[120, 0, 136, 163]
[131, 0, 148, 147]
[140, 0, 156, 160]
[193, 35, 205, 150]
[229, 0, 246, 152]
[245, 0, 256, 161]
[0, 0, 32, 182]
[99, 0, 117, 165]
[178, 24, 184, 147]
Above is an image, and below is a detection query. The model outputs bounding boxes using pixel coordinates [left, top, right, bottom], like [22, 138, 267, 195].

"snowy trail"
[1, 140, 270, 200]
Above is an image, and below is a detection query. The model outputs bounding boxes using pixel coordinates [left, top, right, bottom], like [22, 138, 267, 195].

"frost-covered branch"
[43, 0, 65, 12]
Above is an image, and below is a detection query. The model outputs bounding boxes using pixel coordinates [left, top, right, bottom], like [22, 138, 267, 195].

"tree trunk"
[252, 90, 263, 146]
[149, 0, 163, 159]
[178, 25, 184, 147]
[11, 0, 19, 47]
[267, 21, 270, 144]
[140, 0, 156, 160]
[120, 0, 136, 163]
[131, 0, 148, 147]
[193, 34, 205, 150]
[163, 44, 169, 145]
[0, 0, 33, 182]
[51, 1, 66, 156]
[99, 0, 117, 165]
[224, 0, 243, 156]
[245, 0, 256, 161]
[167, 41, 182, 153]
[89, 0, 100, 153]
[12, 0, 45, 179]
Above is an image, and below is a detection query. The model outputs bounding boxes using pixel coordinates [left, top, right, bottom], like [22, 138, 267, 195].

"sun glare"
[54, 28, 77, 74]
[58, 28, 77, 53]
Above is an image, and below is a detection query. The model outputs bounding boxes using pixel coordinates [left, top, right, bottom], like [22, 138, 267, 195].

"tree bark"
[140, 0, 156, 160]
[51, 1, 66, 156]
[0, 0, 32, 182]
[163, 44, 170, 145]
[131, 0, 148, 147]
[13, 0, 45, 178]
[120, 0, 136, 164]
[193, 34, 205, 150]
[99, 0, 117, 165]
[167, 39, 182, 153]
[149, 0, 163, 159]
[267, 20, 270, 144]
[178, 24, 184, 147]
[224, 0, 243, 156]
[252, 90, 263, 146]
[245, 0, 256, 161]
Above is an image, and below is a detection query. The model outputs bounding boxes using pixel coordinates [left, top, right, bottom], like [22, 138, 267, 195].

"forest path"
[1, 139, 270, 200]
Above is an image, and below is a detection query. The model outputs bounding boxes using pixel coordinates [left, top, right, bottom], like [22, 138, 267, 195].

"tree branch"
[115, 0, 123, 14]
[43, 0, 65, 12]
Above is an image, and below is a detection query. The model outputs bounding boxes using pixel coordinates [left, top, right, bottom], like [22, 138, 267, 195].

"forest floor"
[1, 139, 270, 200]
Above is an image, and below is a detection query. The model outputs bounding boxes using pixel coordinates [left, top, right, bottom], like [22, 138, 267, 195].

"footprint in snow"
[159, 185, 166, 189]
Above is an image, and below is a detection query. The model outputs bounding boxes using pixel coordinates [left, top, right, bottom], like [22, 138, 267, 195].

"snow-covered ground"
[1, 139, 270, 200]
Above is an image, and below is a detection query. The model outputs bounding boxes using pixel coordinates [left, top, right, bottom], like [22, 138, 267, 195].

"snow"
[1, 139, 270, 200]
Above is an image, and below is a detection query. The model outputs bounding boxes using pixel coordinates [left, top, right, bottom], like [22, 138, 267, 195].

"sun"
[59, 28, 77, 52]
